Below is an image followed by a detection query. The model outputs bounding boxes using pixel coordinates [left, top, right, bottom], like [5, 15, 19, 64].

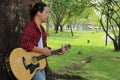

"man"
[20, 1, 65, 80]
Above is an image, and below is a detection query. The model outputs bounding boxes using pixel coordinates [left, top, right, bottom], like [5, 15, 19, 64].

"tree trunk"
[60, 25, 63, 32]
[55, 24, 59, 33]
[69, 25, 74, 36]
[113, 40, 120, 51]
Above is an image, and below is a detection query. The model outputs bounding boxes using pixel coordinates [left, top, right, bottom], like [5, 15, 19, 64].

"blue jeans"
[32, 69, 46, 80]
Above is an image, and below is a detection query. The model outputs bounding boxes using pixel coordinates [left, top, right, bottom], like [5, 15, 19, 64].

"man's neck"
[34, 16, 42, 28]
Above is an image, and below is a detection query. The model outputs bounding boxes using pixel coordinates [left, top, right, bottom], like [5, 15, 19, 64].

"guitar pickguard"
[22, 57, 40, 74]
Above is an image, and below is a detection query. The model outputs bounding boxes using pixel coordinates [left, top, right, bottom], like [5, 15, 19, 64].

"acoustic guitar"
[9, 44, 71, 80]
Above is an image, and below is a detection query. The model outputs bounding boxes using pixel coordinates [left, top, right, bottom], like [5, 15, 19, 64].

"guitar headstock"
[64, 44, 71, 50]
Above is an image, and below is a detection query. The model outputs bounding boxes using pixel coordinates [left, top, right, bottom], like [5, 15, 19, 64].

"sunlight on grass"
[47, 29, 120, 80]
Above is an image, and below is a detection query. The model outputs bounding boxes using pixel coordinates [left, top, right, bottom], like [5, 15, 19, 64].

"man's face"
[39, 7, 49, 22]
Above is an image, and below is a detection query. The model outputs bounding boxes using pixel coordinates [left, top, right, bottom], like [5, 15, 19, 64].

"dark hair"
[29, 1, 47, 19]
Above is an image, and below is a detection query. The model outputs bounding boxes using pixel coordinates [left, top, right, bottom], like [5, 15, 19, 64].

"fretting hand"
[58, 45, 66, 55]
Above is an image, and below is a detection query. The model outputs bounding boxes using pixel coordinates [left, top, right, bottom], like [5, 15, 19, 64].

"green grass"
[47, 29, 120, 80]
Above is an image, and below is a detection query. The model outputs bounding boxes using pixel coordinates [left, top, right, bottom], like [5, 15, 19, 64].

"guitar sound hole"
[32, 56, 38, 64]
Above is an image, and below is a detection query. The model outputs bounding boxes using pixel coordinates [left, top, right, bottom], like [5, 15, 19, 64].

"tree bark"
[0, 0, 42, 79]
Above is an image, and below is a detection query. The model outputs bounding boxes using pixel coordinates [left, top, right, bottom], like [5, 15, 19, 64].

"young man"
[20, 1, 65, 80]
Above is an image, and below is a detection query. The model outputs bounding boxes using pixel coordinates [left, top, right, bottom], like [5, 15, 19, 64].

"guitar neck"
[36, 48, 62, 61]
[51, 48, 62, 55]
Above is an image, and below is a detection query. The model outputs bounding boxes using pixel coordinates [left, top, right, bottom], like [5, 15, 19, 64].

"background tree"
[92, 0, 120, 51]
[49, 0, 69, 33]
[47, 0, 91, 33]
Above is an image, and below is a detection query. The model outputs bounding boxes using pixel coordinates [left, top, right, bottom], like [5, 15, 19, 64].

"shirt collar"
[32, 19, 39, 29]
[32, 19, 43, 31]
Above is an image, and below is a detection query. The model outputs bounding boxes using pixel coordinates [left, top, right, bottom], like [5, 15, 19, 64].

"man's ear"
[37, 11, 42, 16]
[37, 11, 41, 15]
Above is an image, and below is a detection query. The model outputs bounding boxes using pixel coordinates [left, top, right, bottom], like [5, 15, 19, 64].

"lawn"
[47, 29, 120, 80]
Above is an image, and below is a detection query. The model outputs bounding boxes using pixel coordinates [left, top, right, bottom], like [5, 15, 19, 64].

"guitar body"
[9, 44, 71, 80]
[9, 48, 46, 80]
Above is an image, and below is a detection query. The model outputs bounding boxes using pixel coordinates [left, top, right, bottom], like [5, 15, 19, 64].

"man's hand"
[58, 45, 66, 55]
[41, 47, 52, 56]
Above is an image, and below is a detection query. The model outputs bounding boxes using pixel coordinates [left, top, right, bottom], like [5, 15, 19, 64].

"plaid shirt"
[20, 19, 47, 51]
